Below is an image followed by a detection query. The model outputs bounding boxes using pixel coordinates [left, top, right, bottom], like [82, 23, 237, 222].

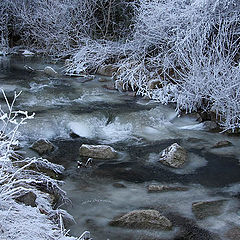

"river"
[0, 55, 240, 240]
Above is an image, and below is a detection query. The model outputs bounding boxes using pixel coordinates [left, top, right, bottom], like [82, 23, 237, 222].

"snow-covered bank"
[0, 90, 90, 240]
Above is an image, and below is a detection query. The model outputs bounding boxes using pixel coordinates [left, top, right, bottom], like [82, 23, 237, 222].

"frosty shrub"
[114, 0, 240, 132]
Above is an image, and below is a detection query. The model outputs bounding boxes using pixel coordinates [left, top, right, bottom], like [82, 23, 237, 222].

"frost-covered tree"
[0, 0, 239, 131]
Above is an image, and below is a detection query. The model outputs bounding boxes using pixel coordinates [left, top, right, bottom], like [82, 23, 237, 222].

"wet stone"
[109, 209, 172, 230]
[159, 143, 187, 168]
[79, 144, 117, 159]
[212, 140, 232, 148]
[44, 66, 58, 77]
[202, 121, 219, 131]
[112, 182, 126, 188]
[147, 185, 188, 193]
[192, 199, 227, 220]
[30, 139, 55, 155]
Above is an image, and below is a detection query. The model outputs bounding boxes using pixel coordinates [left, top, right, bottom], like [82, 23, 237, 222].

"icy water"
[1, 55, 240, 240]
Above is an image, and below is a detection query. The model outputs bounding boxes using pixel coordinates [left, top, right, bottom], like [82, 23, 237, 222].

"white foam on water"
[68, 115, 133, 143]
[178, 122, 204, 130]
[100, 118, 133, 143]
[68, 121, 95, 138]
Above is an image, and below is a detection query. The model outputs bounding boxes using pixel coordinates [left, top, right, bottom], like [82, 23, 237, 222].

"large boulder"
[159, 143, 187, 168]
[147, 185, 188, 193]
[79, 144, 117, 159]
[192, 200, 227, 220]
[30, 139, 55, 155]
[109, 209, 172, 230]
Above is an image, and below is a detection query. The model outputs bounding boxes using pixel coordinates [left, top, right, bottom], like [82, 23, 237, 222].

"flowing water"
[1, 55, 240, 240]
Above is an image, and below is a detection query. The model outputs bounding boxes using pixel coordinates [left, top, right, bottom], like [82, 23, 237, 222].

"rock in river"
[30, 139, 55, 155]
[159, 143, 187, 168]
[44, 66, 58, 77]
[212, 140, 232, 148]
[109, 209, 172, 230]
[147, 185, 188, 193]
[79, 144, 117, 159]
[192, 199, 227, 220]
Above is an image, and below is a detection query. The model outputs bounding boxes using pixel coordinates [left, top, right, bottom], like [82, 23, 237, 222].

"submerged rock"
[192, 199, 227, 220]
[79, 144, 117, 159]
[44, 66, 58, 77]
[212, 140, 232, 148]
[159, 143, 187, 168]
[147, 185, 188, 193]
[30, 139, 55, 155]
[109, 209, 172, 230]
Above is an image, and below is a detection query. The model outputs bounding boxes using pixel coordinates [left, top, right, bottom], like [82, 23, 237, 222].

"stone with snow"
[79, 144, 117, 159]
[44, 66, 58, 77]
[192, 199, 227, 220]
[109, 209, 172, 230]
[30, 139, 55, 155]
[147, 185, 188, 193]
[159, 143, 187, 168]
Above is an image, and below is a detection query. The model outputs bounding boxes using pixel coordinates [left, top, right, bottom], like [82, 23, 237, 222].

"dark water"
[1, 55, 240, 240]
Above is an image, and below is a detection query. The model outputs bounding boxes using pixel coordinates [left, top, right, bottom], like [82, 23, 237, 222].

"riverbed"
[1, 55, 240, 240]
